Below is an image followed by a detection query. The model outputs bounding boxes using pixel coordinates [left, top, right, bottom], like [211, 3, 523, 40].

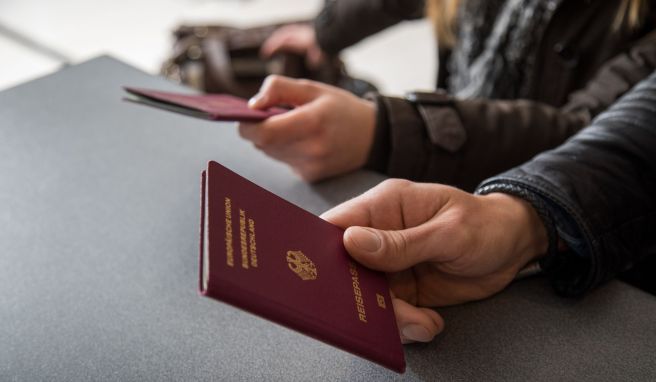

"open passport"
[123, 87, 287, 121]
[200, 161, 405, 372]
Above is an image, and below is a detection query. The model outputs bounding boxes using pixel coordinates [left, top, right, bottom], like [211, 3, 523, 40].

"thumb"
[248, 75, 320, 109]
[344, 226, 436, 272]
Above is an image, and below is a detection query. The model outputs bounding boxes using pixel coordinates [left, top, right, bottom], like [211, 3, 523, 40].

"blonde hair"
[614, 0, 649, 31]
[426, 0, 649, 49]
[426, 0, 460, 48]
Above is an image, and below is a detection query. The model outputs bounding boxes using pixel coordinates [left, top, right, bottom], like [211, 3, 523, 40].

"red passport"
[200, 161, 405, 372]
[123, 87, 287, 121]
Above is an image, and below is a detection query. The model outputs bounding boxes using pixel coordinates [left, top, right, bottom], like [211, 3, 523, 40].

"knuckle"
[299, 162, 323, 182]
[296, 165, 313, 181]
[295, 78, 314, 88]
[321, 93, 339, 106]
[263, 74, 283, 90]
[380, 178, 412, 191]
[362, 179, 415, 209]
[388, 230, 409, 258]
[266, 74, 282, 83]
[299, 172, 317, 182]
[442, 208, 472, 249]
[296, 78, 320, 93]
[447, 207, 469, 227]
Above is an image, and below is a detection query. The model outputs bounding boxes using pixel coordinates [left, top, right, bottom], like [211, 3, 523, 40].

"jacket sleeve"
[365, 31, 656, 191]
[314, 0, 425, 56]
[475, 70, 656, 297]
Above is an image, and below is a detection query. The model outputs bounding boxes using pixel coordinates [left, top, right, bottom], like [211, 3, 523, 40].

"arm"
[318, 73, 656, 341]
[314, 0, 425, 56]
[366, 31, 656, 191]
[242, 34, 656, 184]
[261, 0, 425, 70]
[477, 70, 656, 297]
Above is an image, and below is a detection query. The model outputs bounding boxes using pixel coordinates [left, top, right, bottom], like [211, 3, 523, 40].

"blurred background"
[0, 0, 435, 94]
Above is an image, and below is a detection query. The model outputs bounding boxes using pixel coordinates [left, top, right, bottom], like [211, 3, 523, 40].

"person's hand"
[239, 75, 376, 182]
[260, 24, 325, 68]
[321, 179, 549, 343]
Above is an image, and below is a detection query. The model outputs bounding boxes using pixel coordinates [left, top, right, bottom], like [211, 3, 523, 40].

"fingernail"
[349, 227, 381, 253]
[248, 94, 262, 108]
[402, 324, 433, 343]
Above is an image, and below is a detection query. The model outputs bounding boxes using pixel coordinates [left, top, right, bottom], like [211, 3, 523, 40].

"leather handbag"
[161, 22, 377, 98]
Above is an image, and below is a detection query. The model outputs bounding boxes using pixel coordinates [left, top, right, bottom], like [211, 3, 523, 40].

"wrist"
[484, 193, 549, 266]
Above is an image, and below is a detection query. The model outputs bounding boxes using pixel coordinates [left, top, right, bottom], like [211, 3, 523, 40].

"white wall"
[1, 0, 434, 94]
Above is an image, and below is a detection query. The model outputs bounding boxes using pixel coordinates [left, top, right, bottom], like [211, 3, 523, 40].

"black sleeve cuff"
[363, 92, 391, 173]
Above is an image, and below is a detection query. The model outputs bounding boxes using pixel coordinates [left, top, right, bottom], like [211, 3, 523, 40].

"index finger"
[238, 106, 316, 147]
[321, 179, 454, 230]
[320, 179, 407, 230]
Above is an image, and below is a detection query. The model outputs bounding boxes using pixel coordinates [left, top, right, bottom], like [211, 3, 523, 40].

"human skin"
[240, 75, 376, 181]
[320, 179, 549, 343]
[260, 23, 325, 68]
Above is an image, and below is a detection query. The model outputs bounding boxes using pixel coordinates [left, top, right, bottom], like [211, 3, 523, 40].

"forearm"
[365, 93, 588, 191]
[315, 0, 425, 55]
[476, 71, 656, 296]
[365, 30, 656, 190]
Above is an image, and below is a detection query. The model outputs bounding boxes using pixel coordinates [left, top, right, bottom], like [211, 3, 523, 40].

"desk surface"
[1, 56, 655, 381]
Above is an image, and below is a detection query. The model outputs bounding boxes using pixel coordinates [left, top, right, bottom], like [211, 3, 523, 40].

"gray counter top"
[1, 56, 654, 381]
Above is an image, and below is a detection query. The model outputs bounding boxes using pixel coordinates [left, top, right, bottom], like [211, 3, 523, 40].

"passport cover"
[123, 87, 287, 121]
[199, 161, 405, 372]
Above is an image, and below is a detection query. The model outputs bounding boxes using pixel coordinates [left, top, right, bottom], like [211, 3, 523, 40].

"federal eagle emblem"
[286, 250, 317, 281]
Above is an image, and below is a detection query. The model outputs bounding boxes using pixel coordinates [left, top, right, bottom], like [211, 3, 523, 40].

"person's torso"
[438, 0, 654, 106]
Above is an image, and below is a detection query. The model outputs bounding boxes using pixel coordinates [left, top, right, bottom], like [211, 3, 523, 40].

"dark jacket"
[476, 70, 656, 297]
[315, 0, 656, 191]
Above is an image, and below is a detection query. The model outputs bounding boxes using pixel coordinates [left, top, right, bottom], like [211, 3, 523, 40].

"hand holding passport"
[200, 161, 405, 372]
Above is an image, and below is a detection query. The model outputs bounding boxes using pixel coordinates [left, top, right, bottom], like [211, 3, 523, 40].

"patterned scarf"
[447, 0, 563, 99]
